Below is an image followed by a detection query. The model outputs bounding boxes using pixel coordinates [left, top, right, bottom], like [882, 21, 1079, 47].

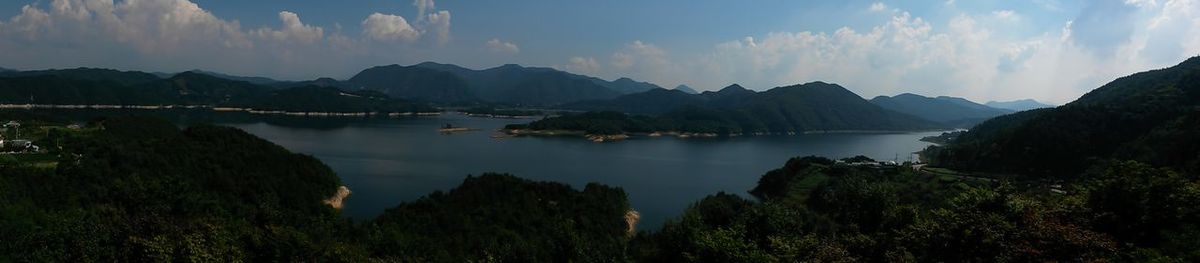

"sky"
[0, 0, 1197, 104]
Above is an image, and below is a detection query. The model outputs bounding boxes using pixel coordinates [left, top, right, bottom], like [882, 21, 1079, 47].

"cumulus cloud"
[0, 0, 458, 79]
[605, 41, 681, 87]
[578, 2, 1199, 103]
[254, 11, 324, 44]
[992, 10, 1019, 21]
[365, 0, 452, 44]
[424, 10, 452, 44]
[486, 38, 519, 54]
[362, 13, 421, 43]
[869, 2, 888, 12]
[560, 56, 601, 75]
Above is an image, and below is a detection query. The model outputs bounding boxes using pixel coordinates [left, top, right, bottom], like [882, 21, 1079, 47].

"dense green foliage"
[0, 71, 436, 113]
[365, 173, 632, 262]
[633, 157, 1200, 262]
[926, 57, 1200, 177]
[0, 117, 352, 261]
[2, 109, 1198, 261]
[870, 93, 1012, 127]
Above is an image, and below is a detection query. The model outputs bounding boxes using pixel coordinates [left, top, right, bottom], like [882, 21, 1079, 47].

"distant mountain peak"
[673, 85, 698, 94]
[720, 84, 747, 91]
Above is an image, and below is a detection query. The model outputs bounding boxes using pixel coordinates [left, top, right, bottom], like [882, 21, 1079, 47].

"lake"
[41, 110, 940, 228]
[212, 112, 939, 229]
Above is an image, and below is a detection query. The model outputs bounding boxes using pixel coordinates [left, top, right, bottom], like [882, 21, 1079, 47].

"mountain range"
[0, 69, 433, 113]
[561, 82, 1019, 131]
[869, 93, 1013, 127]
[0, 62, 1057, 132]
[298, 62, 667, 105]
[540, 82, 941, 133]
[673, 85, 698, 94]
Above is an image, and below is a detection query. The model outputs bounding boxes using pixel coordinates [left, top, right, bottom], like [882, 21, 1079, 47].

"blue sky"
[0, 0, 1197, 104]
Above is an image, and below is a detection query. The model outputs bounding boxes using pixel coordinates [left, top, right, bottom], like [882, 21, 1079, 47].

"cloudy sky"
[0, 0, 1197, 104]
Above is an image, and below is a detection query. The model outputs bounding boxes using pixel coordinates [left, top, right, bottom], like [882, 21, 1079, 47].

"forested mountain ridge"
[0, 71, 436, 113]
[673, 85, 698, 94]
[344, 64, 478, 103]
[870, 93, 1012, 127]
[925, 56, 1200, 177]
[524, 82, 942, 136]
[0, 67, 162, 86]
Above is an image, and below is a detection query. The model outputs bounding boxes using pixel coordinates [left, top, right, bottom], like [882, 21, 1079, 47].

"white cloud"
[425, 10, 452, 44]
[414, 0, 435, 21]
[992, 10, 1019, 21]
[486, 38, 519, 54]
[869, 2, 888, 12]
[253, 11, 324, 44]
[587, 3, 1200, 103]
[3, 5, 51, 39]
[605, 41, 681, 88]
[0, 0, 459, 80]
[561, 56, 601, 75]
[362, 13, 420, 43]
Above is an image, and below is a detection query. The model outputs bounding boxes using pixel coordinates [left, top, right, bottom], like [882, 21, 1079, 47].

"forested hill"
[323, 62, 670, 105]
[0, 70, 435, 113]
[529, 82, 941, 135]
[925, 56, 1200, 177]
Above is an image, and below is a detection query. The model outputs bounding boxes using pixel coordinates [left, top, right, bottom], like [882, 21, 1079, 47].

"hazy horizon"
[1, 0, 1198, 104]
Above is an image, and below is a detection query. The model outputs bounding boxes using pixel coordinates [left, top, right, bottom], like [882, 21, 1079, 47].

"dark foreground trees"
[2, 116, 1197, 261]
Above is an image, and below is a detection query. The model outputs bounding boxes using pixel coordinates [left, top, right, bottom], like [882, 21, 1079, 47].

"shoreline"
[0, 104, 442, 117]
[504, 128, 950, 142]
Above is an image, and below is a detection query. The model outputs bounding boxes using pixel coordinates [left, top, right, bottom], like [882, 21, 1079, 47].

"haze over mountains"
[983, 99, 1055, 111]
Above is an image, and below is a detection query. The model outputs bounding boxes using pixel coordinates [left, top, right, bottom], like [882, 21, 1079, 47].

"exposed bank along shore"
[0, 104, 442, 117]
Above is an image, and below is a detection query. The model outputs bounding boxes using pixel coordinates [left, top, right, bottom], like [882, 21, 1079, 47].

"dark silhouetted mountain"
[602, 77, 663, 94]
[737, 82, 938, 132]
[673, 85, 698, 94]
[984, 99, 1054, 111]
[410, 62, 622, 105]
[0, 67, 12, 72]
[529, 82, 941, 134]
[564, 88, 707, 115]
[346, 64, 477, 103]
[189, 70, 281, 85]
[870, 93, 1012, 127]
[701, 84, 757, 108]
[927, 56, 1200, 177]
[0, 67, 161, 86]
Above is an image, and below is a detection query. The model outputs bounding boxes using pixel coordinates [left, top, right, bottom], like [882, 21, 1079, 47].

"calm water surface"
[206, 113, 939, 228]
